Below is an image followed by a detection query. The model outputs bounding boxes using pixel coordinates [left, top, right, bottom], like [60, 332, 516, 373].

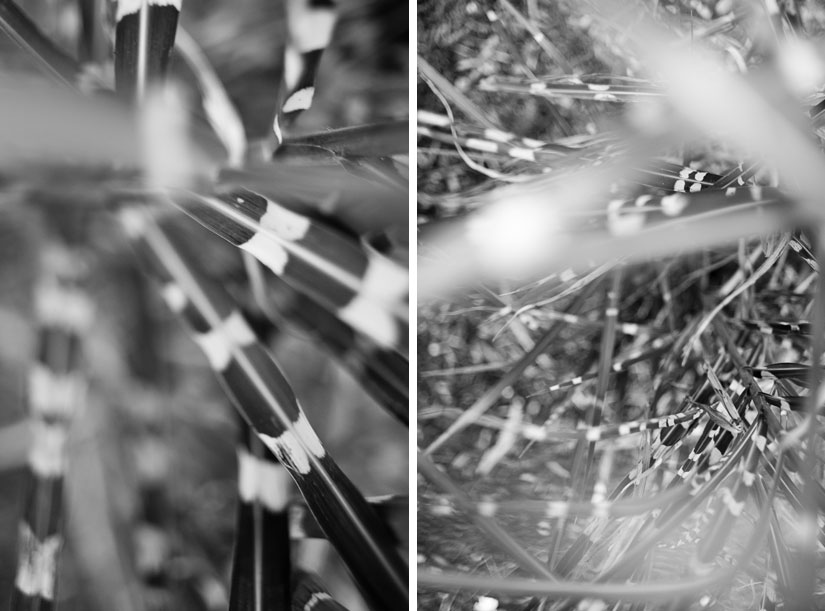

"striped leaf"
[263, 276, 408, 425]
[291, 570, 349, 611]
[229, 425, 292, 611]
[121, 212, 407, 609]
[272, 0, 336, 145]
[12, 248, 92, 611]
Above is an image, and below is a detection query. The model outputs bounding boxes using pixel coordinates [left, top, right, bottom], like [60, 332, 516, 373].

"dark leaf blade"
[266, 276, 409, 425]
[229, 426, 292, 611]
[291, 570, 350, 611]
[168, 188, 408, 354]
[0, 0, 81, 86]
[114, 0, 180, 102]
[12, 250, 92, 611]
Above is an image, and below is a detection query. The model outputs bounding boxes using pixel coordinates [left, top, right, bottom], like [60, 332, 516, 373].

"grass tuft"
[418, 1, 825, 609]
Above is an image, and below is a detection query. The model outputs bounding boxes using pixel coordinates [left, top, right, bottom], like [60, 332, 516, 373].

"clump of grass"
[418, 1, 825, 609]
[0, 1, 408, 610]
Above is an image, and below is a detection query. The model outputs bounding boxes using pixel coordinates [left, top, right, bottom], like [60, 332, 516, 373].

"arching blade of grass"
[527, 333, 674, 397]
[0, 0, 80, 86]
[597, 421, 756, 578]
[120, 212, 407, 609]
[128, 392, 176, 607]
[113, 0, 180, 103]
[76, 0, 105, 63]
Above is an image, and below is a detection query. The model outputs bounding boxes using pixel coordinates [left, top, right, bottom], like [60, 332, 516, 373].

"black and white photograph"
[417, 1, 825, 609]
[0, 0, 409, 609]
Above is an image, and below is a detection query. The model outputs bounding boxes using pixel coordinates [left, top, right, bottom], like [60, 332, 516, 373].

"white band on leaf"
[282, 87, 315, 115]
[258, 411, 325, 475]
[337, 296, 398, 350]
[193, 310, 257, 371]
[237, 448, 291, 510]
[116, 0, 182, 22]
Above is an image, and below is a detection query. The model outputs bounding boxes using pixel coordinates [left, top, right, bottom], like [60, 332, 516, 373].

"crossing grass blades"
[0, 0, 408, 609]
[418, 0, 825, 609]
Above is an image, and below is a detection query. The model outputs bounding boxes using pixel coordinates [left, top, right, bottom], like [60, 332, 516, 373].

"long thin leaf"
[11, 248, 92, 611]
[229, 425, 292, 611]
[120, 211, 407, 609]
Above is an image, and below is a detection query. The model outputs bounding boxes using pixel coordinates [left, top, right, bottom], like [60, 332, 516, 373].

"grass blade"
[229, 425, 292, 611]
[121, 211, 408, 609]
[11, 248, 92, 610]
